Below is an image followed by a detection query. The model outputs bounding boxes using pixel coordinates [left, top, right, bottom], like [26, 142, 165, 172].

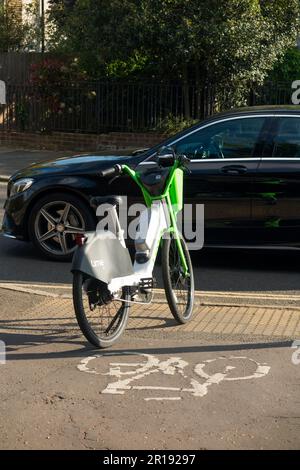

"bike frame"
[107, 162, 189, 294]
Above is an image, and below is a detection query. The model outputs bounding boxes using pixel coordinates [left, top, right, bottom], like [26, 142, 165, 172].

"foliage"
[15, 100, 30, 131]
[46, 0, 300, 116]
[106, 53, 148, 79]
[267, 47, 300, 83]
[48, 1, 300, 81]
[48, 0, 142, 78]
[22, 0, 43, 52]
[30, 58, 87, 102]
[29, 58, 89, 131]
[0, 3, 27, 52]
[0, 1, 46, 53]
[154, 113, 198, 134]
[138, 1, 300, 90]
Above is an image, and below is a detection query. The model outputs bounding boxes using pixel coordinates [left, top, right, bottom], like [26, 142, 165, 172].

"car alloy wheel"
[34, 200, 85, 257]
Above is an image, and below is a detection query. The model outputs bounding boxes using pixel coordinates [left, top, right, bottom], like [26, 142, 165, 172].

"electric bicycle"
[71, 147, 195, 348]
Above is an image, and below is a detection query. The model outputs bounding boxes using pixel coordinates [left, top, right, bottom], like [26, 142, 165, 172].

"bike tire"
[162, 232, 194, 324]
[73, 272, 130, 348]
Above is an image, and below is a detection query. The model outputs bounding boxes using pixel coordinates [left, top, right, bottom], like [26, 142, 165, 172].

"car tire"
[28, 192, 95, 261]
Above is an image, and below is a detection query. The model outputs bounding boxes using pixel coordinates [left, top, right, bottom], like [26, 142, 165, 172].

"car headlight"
[10, 178, 34, 197]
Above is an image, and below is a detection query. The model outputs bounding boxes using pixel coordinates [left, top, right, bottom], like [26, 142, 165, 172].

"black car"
[3, 105, 300, 260]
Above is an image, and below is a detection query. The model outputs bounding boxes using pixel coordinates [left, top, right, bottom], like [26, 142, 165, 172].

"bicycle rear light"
[75, 234, 87, 247]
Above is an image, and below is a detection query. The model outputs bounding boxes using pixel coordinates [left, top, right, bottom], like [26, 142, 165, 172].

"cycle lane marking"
[77, 352, 271, 401]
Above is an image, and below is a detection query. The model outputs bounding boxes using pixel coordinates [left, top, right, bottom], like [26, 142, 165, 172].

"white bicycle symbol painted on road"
[78, 352, 271, 401]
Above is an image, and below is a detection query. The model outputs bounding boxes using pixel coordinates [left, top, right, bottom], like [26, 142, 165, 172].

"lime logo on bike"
[91, 259, 105, 268]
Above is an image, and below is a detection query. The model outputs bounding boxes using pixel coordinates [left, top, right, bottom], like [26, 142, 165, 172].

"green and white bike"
[72, 147, 194, 348]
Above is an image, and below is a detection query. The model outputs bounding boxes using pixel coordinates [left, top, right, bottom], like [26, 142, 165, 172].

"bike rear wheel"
[162, 232, 194, 324]
[73, 272, 130, 348]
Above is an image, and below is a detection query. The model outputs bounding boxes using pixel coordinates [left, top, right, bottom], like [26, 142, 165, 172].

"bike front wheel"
[162, 232, 194, 324]
[73, 272, 130, 348]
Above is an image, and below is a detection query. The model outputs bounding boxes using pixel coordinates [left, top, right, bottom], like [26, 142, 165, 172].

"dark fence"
[249, 81, 295, 107]
[0, 80, 296, 134]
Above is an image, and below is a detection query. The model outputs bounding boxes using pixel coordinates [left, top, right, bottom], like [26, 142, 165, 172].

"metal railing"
[0, 80, 296, 134]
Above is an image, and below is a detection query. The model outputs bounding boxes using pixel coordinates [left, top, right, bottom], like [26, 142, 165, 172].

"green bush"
[154, 114, 198, 135]
[267, 48, 300, 83]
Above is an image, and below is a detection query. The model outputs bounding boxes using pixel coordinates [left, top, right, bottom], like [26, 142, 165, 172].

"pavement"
[0, 147, 74, 181]
[0, 146, 300, 450]
[1, 283, 300, 338]
[0, 146, 130, 182]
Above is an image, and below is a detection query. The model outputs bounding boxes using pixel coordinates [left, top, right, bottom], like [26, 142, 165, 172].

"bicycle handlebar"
[100, 164, 122, 178]
[178, 154, 191, 166]
[100, 154, 190, 179]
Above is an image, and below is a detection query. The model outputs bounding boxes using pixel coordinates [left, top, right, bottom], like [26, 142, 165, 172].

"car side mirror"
[132, 148, 150, 156]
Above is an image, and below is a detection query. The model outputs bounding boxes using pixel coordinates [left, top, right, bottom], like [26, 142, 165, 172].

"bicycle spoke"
[81, 281, 125, 337]
[105, 309, 122, 334]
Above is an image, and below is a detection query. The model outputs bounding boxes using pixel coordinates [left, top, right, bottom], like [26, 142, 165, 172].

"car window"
[271, 117, 300, 158]
[173, 117, 266, 160]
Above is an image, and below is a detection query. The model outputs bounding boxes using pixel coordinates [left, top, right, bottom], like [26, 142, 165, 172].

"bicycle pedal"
[139, 278, 154, 290]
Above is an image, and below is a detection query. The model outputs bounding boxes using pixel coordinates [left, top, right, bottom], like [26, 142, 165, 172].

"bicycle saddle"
[90, 195, 123, 209]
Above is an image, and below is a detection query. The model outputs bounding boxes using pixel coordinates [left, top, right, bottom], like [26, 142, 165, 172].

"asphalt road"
[1, 181, 300, 300]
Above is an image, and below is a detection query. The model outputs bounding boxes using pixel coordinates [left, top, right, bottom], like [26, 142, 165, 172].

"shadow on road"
[0, 322, 293, 362]
[1, 234, 300, 291]
[0, 236, 72, 284]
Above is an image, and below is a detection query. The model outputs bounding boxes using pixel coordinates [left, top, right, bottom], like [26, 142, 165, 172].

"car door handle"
[220, 165, 248, 175]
